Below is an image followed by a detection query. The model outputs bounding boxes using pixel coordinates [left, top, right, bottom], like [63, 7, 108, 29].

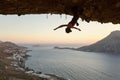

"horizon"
[0, 14, 120, 44]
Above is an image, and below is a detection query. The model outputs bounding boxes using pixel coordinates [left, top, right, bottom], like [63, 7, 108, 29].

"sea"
[25, 44, 120, 80]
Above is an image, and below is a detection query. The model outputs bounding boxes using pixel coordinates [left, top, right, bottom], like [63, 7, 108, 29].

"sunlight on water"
[25, 45, 120, 80]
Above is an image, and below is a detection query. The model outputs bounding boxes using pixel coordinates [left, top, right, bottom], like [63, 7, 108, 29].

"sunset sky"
[0, 14, 120, 44]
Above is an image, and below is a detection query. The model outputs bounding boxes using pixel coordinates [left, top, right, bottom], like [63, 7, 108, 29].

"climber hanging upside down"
[53, 14, 81, 33]
[54, 6, 82, 33]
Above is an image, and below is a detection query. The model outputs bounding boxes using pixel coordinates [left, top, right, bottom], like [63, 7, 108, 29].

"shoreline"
[24, 49, 68, 80]
[0, 47, 42, 80]
[0, 41, 67, 80]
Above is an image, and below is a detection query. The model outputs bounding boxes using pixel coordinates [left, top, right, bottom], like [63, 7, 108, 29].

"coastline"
[0, 46, 42, 80]
[0, 42, 67, 80]
[24, 48, 68, 80]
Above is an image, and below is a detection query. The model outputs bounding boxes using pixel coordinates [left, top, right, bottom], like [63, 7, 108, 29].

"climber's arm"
[72, 27, 81, 31]
[53, 25, 67, 30]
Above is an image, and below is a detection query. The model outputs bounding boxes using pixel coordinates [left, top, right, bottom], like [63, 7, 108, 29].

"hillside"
[0, 41, 67, 80]
[0, 41, 42, 80]
[78, 30, 120, 53]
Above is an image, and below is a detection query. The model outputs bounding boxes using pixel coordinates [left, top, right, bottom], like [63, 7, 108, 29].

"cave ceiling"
[0, 0, 120, 24]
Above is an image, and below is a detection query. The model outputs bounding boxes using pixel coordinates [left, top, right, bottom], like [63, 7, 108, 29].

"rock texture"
[78, 30, 120, 53]
[0, 0, 120, 24]
[0, 41, 42, 80]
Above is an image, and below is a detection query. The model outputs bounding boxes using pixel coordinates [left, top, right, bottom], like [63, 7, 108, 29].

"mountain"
[0, 41, 27, 55]
[0, 41, 20, 48]
[77, 30, 120, 53]
[0, 40, 3, 43]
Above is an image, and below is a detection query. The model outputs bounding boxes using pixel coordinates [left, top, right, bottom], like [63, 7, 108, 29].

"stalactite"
[46, 14, 48, 19]
[60, 14, 62, 18]
[65, 14, 67, 19]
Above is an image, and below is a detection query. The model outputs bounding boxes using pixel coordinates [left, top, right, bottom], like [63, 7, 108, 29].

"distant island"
[54, 46, 76, 50]
[55, 30, 120, 53]
[77, 30, 120, 53]
[32, 44, 40, 47]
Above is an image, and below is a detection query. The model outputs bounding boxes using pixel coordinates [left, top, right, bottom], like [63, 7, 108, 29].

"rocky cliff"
[0, 0, 120, 24]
